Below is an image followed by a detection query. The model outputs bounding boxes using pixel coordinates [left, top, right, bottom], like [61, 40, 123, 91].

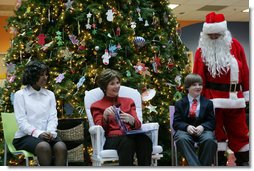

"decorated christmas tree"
[0, 0, 190, 165]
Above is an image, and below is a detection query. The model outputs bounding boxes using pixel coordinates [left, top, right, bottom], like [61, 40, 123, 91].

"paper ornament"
[142, 89, 156, 101]
[106, 9, 114, 22]
[56, 73, 65, 83]
[101, 49, 111, 65]
[64, 0, 73, 11]
[68, 34, 79, 45]
[146, 104, 158, 113]
[37, 33, 46, 46]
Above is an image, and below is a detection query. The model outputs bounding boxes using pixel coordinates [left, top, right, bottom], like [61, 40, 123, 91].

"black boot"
[218, 151, 227, 166]
[234, 151, 249, 166]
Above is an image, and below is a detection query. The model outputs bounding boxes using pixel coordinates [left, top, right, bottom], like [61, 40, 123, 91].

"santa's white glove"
[120, 113, 135, 126]
[195, 125, 204, 136]
[187, 125, 196, 135]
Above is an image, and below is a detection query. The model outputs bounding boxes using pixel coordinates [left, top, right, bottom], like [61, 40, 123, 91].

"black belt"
[206, 81, 241, 92]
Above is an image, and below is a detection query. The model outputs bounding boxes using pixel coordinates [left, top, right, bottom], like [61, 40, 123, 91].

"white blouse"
[14, 85, 58, 139]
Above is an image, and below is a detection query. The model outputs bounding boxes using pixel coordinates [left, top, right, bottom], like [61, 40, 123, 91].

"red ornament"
[37, 33, 46, 46]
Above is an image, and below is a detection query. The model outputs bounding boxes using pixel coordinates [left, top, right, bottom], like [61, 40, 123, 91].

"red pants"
[215, 108, 249, 152]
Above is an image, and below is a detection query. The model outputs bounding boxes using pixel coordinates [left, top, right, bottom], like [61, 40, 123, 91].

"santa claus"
[193, 12, 249, 166]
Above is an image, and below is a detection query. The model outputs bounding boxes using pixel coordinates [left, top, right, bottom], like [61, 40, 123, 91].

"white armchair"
[84, 86, 163, 166]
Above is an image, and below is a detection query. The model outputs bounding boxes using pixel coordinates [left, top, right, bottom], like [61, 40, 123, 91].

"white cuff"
[243, 91, 249, 102]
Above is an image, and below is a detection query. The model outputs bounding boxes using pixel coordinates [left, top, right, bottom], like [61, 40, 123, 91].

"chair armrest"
[141, 122, 159, 146]
[89, 125, 106, 156]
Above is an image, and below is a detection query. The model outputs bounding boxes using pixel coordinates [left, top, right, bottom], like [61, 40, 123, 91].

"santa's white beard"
[198, 30, 233, 78]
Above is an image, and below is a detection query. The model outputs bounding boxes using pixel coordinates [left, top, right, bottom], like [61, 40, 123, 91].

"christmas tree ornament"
[144, 20, 149, 26]
[77, 76, 86, 90]
[48, 9, 50, 22]
[77, 21, 80, 35]
[117, 43, 121, 50]
[64, 0, 74, 11]
[86, 12, 92, 29]
[173, 91, 183, 101]
[136, 7, 143, 21]
[146, 104, 158, 113]
[152, 55, 161, 73]
[101, 49, 111, 65]
[116, 27, 121, 36]
[107, 33, 112, 38]
[37, 33, 46, 46]
[7, 75, 16, 83]
[15, 0, 22, 10]
[106, 9, 115, 22]
[167, 58, 175, 70]
[163, 12, 169, 23]
[134, 36, 145, 48]
[142, 89, 156, 101]
[109, 44, 117, 57]
[9, 27, 18, 36]
[55, 31, 64, 46]
[6, 63, 16, 74]
[174, 75, 182, 87]
[126, 70, 131, 77]
[55, 73, 65, 83]
[60, 48, 73, 60]
[134, 62, 151, 77]
[68, 34, 79, 45]
[130, 21, 136, 29]
[78, 39, 86, 51]
[95, 46, 100, 51]
[41, 41, 53, 51]
[25, 41, 34, 52]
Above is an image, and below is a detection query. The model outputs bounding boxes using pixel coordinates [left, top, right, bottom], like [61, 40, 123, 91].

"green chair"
[1, 112, 36, 166]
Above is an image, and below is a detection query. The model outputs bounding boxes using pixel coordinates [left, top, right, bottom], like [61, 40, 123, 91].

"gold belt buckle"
[229, 82, 237, 92]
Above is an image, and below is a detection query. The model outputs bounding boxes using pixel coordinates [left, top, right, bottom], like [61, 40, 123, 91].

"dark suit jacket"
[173, 96, 215, 132]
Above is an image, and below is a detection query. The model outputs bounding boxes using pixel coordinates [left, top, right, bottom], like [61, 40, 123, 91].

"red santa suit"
[193, 12, 249, 153]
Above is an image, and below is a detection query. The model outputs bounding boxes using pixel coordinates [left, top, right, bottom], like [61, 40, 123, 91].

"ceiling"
[0, 0, 249, 21]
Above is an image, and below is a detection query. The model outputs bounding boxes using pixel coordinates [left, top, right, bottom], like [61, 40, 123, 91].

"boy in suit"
[173, 73, 217, 166]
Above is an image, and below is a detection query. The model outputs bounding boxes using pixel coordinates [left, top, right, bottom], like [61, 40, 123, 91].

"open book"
[113, 105, 156, 135]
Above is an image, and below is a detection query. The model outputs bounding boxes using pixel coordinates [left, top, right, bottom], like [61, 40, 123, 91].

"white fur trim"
[212, 98, 246, 109]
[238, 144, 249, 152]
[243, 91, 249, 102]
[202, 21, 227, 34]
[230, 57, 239, 82]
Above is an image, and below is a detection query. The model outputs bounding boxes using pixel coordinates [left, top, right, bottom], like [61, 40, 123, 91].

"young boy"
[173, 73, 217, 166]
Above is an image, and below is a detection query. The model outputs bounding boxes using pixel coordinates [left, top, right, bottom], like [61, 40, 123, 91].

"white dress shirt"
[14, 85, 58, 138]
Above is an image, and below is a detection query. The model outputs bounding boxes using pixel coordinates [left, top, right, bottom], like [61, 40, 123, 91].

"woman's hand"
[38, 132, 53, 141]
[120, 112, 135, 126]
[103, 106, 115, 121]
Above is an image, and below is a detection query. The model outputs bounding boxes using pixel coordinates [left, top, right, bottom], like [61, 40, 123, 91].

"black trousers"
[104, 134, 153, 166]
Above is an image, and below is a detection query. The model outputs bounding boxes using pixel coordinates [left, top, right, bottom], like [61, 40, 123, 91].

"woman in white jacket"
[13, 61, 67, 166]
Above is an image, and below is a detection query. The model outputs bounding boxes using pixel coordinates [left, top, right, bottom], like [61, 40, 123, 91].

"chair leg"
[4, 142, 7, 166]
[25, 157, 29, 166]
[174, 144, 178, 166]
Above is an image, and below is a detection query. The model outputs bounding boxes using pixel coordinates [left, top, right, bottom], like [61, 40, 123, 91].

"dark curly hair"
[96, 69, 121, 94]
[22, 60, 50, 85]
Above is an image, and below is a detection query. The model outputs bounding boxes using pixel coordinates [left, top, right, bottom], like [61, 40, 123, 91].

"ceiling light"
[168, 4, 179, 9]
[242, 9, 249, 13]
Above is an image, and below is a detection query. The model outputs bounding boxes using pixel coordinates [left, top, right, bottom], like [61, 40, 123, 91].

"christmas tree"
[0, 0, 190, 165]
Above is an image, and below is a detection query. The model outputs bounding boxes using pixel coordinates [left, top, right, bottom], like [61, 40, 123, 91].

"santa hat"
[202, 12, 227, 34]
